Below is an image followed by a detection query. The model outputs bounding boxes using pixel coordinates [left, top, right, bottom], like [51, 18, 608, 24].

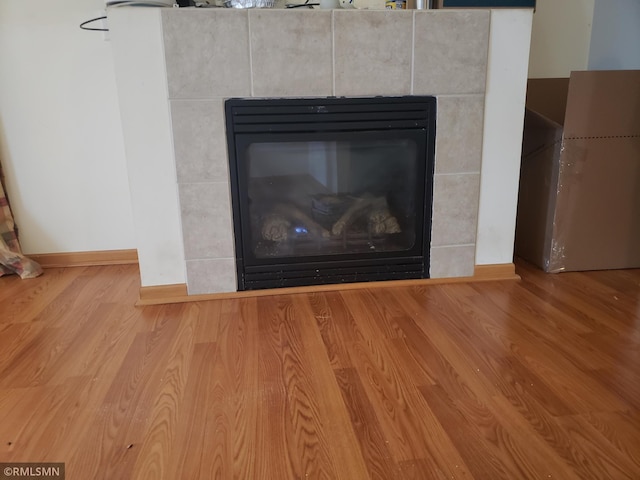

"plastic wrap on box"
[516, 70, 640, 272]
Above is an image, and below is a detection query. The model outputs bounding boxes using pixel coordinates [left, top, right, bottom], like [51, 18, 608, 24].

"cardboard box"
[516, 70, 640, 272]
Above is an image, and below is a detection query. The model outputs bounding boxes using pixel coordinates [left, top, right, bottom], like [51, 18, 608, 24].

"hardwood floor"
[0, 261, 639, 479]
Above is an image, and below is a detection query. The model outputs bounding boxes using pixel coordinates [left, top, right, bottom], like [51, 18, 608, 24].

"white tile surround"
[163, 8, 488, 294]
[108, 7, 534, 292]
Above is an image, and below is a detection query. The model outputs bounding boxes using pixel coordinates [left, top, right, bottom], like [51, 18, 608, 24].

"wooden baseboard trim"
[474, 263, 520, 281]
[136, 262, 519, 306]
[138, 283, 188, 305]
[30, 249, 139, 268]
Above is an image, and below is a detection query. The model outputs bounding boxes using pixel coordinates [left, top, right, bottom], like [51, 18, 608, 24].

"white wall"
[528, 0, 595, 78]
[0, 0, 135, 254]
[588, 0, 640, 70]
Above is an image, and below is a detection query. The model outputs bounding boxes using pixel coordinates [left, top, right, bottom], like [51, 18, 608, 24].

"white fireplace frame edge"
[109, 7, 533, 289]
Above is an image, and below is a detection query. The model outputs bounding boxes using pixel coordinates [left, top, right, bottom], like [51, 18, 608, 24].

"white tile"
[179, 182, 235, 260]
[414, 10, 490, 95]
[250, 10, 333, 97]
[334, 10, 413, 96]
[171, 99, 229, 183]
[163, 10, 251, 98]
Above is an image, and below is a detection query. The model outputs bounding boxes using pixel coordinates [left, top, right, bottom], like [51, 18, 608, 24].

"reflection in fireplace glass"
[248, 139, 418, 259]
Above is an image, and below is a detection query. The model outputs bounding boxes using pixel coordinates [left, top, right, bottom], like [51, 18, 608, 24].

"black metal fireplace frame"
[225, 96, 436, 290]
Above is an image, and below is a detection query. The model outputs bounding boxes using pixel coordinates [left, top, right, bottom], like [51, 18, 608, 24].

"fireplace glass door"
[226, 97, 436, 290]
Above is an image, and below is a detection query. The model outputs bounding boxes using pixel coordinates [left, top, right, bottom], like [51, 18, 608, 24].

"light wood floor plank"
[256, 295, 343, 480]
[0, 267, 85, 324]
[0, 261, 638, 479]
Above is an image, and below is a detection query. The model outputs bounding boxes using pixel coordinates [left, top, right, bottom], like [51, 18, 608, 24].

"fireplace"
[108, 7, 538, 296]
[225, 96, 436, 290]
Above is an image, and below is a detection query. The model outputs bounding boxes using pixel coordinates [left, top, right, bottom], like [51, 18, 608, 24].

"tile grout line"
[331, 11, 336, 96]
[434, 171, 482, 177]
[411, 11, 415, 95]
[430, 244, 476, 249]
[248, 11, 254, 97]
